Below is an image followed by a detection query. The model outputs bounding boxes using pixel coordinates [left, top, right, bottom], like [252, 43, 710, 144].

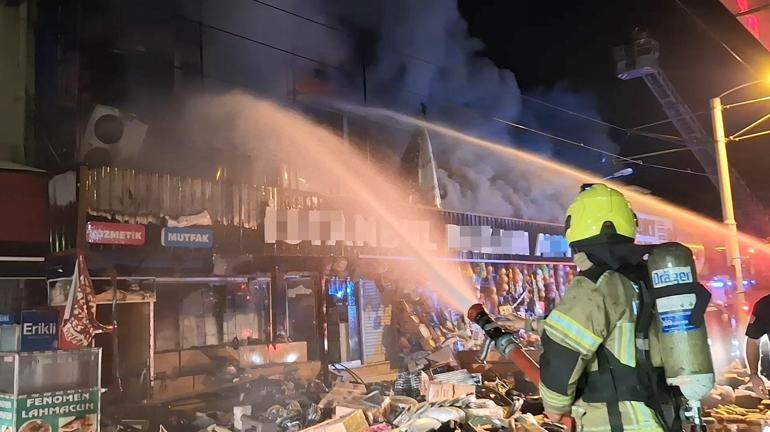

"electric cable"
[180, 12, 709, 177]
[186, 6, 698, 153]
[673, 0, 758, 75]
[521, 95, 687, 146]
[493, 118, 710, 177]
[331, 362, 366, 385]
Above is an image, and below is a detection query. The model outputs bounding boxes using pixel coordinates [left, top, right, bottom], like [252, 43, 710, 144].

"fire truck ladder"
[613, 30, 762, 220]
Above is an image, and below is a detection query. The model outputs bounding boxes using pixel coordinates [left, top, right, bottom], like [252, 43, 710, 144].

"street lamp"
[603, 167, 634, 180]
[709, 78, 770, 308]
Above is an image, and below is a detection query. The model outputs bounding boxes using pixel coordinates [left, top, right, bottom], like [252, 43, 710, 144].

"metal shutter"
[360, 279, 392, 364]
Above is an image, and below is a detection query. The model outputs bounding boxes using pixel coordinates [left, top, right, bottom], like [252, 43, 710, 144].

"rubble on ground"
[702, 361, 770, 430]
[118, 339, 549, 431]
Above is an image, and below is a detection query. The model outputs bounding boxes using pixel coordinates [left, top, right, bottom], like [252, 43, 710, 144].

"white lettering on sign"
[264, 207, 437, 250]
[651, 266, 693, 288]
[26, 391, 90, 407]
[167, 232, 210, 243]
[22, 322, 56, 336]
[446, 225, 529, 255]
[21, 402, 97, 418]
[91, 230, 143, 240]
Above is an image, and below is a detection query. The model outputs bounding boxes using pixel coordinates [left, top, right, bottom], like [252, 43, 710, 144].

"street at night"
[3, 1, 770, 431]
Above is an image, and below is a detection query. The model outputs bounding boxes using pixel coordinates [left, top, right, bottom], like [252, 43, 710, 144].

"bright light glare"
[249, 353, 264, 365]
[285, 352, 299, 363]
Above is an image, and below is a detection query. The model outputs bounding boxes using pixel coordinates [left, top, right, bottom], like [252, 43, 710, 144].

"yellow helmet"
[564, 183, 637, 244]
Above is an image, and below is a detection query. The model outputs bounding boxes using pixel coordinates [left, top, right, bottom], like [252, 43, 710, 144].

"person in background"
[745, 293, 770, 398]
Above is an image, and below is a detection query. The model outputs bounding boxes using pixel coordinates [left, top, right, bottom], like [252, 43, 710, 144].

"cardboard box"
[268, 342, 307, 363]
[426, 382, 475, 402]
[319, 382, 368, 409]
[302, 409, 368, 432]
[192, 374, 210, 391]
[179, 349, 212, 374]
[154, 351, 181, 377]
[153, 376, 194, 400]
[238, 345, 270, 368]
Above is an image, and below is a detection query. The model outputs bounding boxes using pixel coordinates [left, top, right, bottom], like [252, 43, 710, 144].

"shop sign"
[264, 208, 437, 250]
[636, 213, 673, 245]
[534, 234, 571, 258]
[161, 227, 213, 248]
[15, 388, 99, 432]
[20, 310, 58, 352]
[0, 313, 15, 324]
[86, 222, 145, 246]
[446, 225, 530, 255]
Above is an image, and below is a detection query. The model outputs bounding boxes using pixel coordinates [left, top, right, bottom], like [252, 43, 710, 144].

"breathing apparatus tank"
[647, 242, 714, 429]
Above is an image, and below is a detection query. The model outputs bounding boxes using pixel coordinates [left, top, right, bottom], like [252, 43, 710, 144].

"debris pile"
[138, 335, 551, 432]
[702, 362, 770, 430]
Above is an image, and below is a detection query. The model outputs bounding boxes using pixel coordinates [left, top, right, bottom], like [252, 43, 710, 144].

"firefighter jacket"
[538, 252, 665, 432]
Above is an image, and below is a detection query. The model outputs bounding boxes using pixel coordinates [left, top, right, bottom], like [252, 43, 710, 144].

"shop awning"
[0, 255, 46, 279]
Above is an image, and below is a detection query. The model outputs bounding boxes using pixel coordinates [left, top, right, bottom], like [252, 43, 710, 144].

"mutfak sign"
[161, 227, 214, 248]
[20, 310, 59, 352]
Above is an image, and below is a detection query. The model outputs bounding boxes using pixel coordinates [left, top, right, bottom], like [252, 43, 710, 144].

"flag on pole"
[62, 253, 113, 346]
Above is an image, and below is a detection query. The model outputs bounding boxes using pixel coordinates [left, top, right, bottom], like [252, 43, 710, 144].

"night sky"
[459, 0, 770, 222]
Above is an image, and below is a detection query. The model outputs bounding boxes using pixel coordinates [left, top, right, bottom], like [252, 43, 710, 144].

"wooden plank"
[147, 361, 321, 405]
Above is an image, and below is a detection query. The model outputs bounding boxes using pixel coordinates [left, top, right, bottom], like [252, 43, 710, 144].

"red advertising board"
[0, 171, 48, 244]
[86, 221, 145, 245]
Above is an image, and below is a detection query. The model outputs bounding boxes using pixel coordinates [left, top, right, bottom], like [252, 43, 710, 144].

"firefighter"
[539, 184, 677, 432]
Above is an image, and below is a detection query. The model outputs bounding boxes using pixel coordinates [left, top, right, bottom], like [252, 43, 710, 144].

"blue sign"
[659, 309, 696, 334]
[20, 310, 59, 352]
[161, 227, 214, 248]
[0, 313, 16, 325]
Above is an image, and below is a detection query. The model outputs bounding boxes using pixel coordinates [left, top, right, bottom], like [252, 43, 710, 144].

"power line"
[521, 95, 688, 146]
[198, 3, 693, 152]
[195, 19, 344, 71]
[247, 0, 342, 32]
[493, 118, 711, 177]
[247, 0, 442, 70]
[673, 0, 758, 76]
[182, 9, 705, 178]
[631, 111, 708, 130]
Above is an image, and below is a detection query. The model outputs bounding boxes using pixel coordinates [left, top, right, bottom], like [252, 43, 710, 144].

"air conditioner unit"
[80, 104, 148, 167]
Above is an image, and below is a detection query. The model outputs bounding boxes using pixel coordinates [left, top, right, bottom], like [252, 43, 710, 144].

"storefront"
[0, 163, 49, 313]
[46, 166, 579, 401]
[46, 168, 326, 402]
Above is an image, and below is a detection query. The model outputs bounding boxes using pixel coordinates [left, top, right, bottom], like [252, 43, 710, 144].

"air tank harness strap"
[623, 264, 673, 432]
[596, 346, 624, 432]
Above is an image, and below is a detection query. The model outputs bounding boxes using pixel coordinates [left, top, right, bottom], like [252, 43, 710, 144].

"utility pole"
[709, 97, 745, 307]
